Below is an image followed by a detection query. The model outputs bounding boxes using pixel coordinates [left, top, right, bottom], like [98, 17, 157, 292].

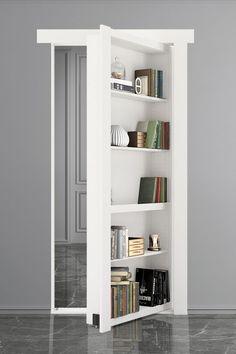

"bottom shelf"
[110, 302, 171, 326]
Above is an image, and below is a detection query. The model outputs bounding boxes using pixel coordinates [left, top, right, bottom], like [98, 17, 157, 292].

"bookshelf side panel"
[86, 34, 101, 325]
[171, 44, 188, 315]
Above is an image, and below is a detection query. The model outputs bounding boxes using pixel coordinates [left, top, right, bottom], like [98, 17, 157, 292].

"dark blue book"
[158, 70, 163, 98]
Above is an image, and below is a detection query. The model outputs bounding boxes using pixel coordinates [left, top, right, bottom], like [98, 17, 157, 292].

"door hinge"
[92, 314, 100, 328]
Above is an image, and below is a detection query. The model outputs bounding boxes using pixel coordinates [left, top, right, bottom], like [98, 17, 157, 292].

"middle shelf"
[111, 202, 168, 214]
[111, 249, 167, 263]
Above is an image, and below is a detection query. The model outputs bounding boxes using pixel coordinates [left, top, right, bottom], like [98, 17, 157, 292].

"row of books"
[136, 120, 170, 149]
[136, 268, 170, 306]
[111, 267, 170, 318]
[135, 68, 163, 98]
[145, 120, 169, 150]
[111, 226, 145, 260]
[111, 267, 139, 318]
[111, 226, 128, 260]
[138, 177, 167, 204]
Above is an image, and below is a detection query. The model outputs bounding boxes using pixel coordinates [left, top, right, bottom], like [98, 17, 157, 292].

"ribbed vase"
[111, 125, 129, 147]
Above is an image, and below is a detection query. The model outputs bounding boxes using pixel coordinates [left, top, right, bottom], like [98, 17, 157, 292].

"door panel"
[70, 48, 87, 243]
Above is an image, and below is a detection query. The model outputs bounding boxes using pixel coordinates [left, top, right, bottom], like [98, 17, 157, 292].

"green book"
[145, 120, 158, 148]
[138, 177, 157, 204]
[155, 120, 161, 149]
[160, 177, 167, 202]
[136, 120, 148, 132]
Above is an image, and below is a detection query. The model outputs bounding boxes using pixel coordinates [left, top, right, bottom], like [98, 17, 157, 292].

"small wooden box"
[128, 237, 144, 257]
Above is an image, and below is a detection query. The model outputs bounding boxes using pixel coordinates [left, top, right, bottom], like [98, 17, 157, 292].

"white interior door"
[68, 48, 87, 244]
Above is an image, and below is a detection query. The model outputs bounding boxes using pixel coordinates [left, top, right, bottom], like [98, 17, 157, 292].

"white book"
[110, 78, 133, 86]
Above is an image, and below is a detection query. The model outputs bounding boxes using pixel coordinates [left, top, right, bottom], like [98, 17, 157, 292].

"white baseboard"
[188, 309, 236, 315]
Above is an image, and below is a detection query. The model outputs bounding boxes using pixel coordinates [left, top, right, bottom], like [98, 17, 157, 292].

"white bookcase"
[37, 26, 194, 333]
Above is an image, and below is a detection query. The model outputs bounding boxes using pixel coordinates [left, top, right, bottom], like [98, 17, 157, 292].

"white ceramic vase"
[111, 125, 129, 147]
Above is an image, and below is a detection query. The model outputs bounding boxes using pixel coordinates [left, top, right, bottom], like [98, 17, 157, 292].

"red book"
[155, 177, 161, 203]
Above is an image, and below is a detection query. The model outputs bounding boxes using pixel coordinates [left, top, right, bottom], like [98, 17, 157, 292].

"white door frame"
[37, 28, 194, 319]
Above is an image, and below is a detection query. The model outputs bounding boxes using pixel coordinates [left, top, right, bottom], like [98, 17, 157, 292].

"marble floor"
[55, 243, 86, 308]
[0, 314, 236, 353]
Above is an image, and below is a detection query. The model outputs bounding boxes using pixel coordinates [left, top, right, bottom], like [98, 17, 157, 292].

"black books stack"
[111, 267, 139, 318]
[134, 69, 163, 98]
[111, 226, 128, 260]
[111, 78, 134, 93]
[135, 268, 170, 307]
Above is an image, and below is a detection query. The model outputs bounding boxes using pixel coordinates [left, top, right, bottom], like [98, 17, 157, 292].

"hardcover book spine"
[158, 70, 163, 98]
[114, 286, 118, 318]
[129, 282, 133, 313]
[119, 285, 123, 317]
[126, 283, 130, 314]
[150, 69, 154, 97]
[155, 69, 158, 97]
[111, 82, 134, 92]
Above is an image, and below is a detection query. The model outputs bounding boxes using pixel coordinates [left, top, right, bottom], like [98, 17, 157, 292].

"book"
[128, 131, 146, 148]
[110, 78, 132, 86]
[129, 249, 145, 257]
[111, 281, 130, 285]
[111, 275, 131, 282]
[145, 120, 158, 148]
[136, 268, 156, 306]
[157, 70, 163, 98]
[111, 82, 134, 92]
[138, 177, 157, 204]
[136, 121, 149, 133]
[155, 120, 161, 149]
[150, 69, 154, 97]
[111, 281, 139, 318]
[111, 226, 128, 259]
[135, 69, 152, 96]
[135, 268, 170, 307]
[164, 122, 170, 149]
[155, 177, 161, 203]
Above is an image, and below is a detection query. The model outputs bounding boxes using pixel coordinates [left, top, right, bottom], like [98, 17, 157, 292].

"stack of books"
[135, 68, 163, 98]
[136, 268, 170, 307]
[111, 78, 134, 93]
[128, 131, 147, 148]
[138, 177, 167, 204]
[145, 120, 169, 149]
[128, 237, 144, 257]
[111, 267, 139, 318]
[111, 226, 128, 260]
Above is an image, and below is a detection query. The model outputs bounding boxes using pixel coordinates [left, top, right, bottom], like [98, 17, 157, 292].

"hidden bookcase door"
[37, 26, 194, 333]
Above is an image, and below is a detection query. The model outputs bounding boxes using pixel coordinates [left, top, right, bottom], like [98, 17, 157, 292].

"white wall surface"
[0, 0, 235, 310]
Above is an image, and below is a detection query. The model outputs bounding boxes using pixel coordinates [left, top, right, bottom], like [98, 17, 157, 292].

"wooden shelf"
[111, 146, 168, 152]
[111, 89, 167, 103]
[111, 203, 167, 214]
[111, 303, 171, 326]
[111, 249, 167, 263]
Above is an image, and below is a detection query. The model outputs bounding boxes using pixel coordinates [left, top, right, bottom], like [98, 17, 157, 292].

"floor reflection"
[2, 314, 236, 353]
[55, 243, 86, 308]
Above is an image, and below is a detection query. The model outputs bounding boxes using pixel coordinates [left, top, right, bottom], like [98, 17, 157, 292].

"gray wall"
[0, 0, 235, 310]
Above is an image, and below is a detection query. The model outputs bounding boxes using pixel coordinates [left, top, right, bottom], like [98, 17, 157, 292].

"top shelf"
[111, 30, 167, 54]
[111, 90, 167, 103]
